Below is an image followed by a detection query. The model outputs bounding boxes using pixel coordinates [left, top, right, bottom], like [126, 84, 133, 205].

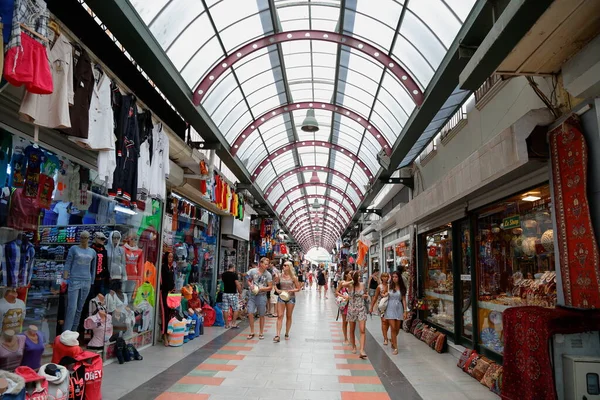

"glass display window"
[475, 184, 556, 354]
[394, 240, 410, 272]
[385, 246, 394, 272]
[422, 225, 454, 332]
[0, 132, 163, 367]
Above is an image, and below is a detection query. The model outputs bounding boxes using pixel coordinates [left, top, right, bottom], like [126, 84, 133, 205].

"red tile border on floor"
[339, 376, 382, 384]
[334, 346, 352, 350]
[221, 346, 253, 351]
[195, 364, 237, 371]
[336, 364, 374, 370]
[230, 339, 258, 344]
[210, 354, 245, 360]
[335, 354, 363, 359]
[178, 376, 225, 386]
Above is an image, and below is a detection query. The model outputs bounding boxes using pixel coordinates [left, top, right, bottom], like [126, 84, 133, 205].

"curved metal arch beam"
[273, 183, 361, 211]
[284, 208, 346, 232]
[253, 141, 374, 181]
[264, 165, 364, 201]
[299, 231, 335, 242]
[292, 222, 341, 237]
[278, 195, 352, 221]
[294, 228, 339, 241]
[296, 236, 338, 249]
[295, 230, 338, 244]
[289, 217, 343, 236]
[192, 30, 424, 106]
[230, 102, 391, 156]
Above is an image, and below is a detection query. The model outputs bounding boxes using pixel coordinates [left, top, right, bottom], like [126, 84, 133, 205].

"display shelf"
[38, 242, 79, 245]
[33, 258, 65, 262]
[425, 290, 454, 302]
[477, 301, 512, 312]
[38, 224, 134, 228]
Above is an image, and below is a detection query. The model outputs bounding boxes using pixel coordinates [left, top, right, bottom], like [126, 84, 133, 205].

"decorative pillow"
[420, 326, 435, 344]
[410, 318, 421, 334]
[491, 366, 503, 394]
[413, 322, 425, 339]
[434, 333, 447, 353]
[457, 349, 475, 369]
[481, 363, 501, 389]
[472, 357, 493, 381]
[403, 313, 415, 333]
[428, 331, 441, 348]
[463, 353, 480, 373]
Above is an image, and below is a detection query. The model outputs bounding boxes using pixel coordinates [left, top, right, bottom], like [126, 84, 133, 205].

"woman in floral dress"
[342, 270, 369, 359]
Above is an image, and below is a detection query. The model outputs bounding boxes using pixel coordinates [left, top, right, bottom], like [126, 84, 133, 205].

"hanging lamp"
[311, 198, 321, 209]
[309, 171, 320, 184]
[301, 108, 319, 132]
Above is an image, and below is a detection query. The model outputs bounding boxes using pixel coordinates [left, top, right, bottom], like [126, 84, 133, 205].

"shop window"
[475, 184, 556, 354]
[0, 132, 163, 368]
[458, 220, 473, 340]
[385, 246, 394, 272]
[422, 225, 454, 332]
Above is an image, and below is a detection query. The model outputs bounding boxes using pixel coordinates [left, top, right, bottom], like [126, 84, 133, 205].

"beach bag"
[377, 297, 388, 313]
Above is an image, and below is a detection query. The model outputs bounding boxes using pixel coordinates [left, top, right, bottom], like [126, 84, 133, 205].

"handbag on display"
[167, 292, 182, 309]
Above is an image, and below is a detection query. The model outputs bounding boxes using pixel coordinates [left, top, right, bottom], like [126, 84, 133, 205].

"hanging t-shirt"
[23, 145, 45, 198]
[0, 131, 13, 187]
[8, 188, 42, 233]
[53, 201, 72, 226]
[10, 153, 27, 188]
[37, 173, 55, 209]
[0, 297, 26, 333]
[19, 36, 74, 129]
[167, 317, 186, 347]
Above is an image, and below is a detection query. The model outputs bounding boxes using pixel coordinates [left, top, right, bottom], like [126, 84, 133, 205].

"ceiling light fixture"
[301, 108, 319, 132]
[309, 171, 320, 184]
[311, 198, 321, 209]
[522, 195, 541, 202]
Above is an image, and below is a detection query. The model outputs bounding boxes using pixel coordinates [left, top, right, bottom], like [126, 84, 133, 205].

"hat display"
[59, 331, 79, 347]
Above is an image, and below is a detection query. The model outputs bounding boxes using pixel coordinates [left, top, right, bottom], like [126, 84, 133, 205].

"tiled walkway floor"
[110, 289, 498, 400]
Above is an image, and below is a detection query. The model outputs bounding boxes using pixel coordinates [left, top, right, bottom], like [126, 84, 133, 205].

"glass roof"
[129, 0, 476, 250]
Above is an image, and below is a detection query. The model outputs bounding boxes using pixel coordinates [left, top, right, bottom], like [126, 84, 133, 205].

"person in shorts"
[221, 264, 241, 329]
[246, 257, 273, 340]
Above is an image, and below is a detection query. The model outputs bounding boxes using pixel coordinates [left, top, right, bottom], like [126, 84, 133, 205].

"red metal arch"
[264, 165, 363, 200]
[284, 208, 346, 232]
[292, 222, 341, 237]
[279, 195, 352, 221]
[289, 217, 342, 235]
[252, 141, 374, 180]
[296, 235, 338, 248]
[295, 230, 338, 244]
[273, 183, 361, 210]
[193, 30, 424, 106]
[294, 230, 339, 243]
[231, 102, 391, 156]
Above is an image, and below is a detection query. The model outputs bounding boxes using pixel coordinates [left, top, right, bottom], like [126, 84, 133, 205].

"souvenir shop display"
[83, 311, 112, 349]
[0, 330, 25, 371]
[39, 363, 70, 400]
[475, 185, 557, 354]
[19, 326, 44, 370]
[422, 226, 455, 333]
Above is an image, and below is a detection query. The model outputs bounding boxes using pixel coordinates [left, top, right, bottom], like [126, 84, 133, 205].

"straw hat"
[279, 291, 290, 302]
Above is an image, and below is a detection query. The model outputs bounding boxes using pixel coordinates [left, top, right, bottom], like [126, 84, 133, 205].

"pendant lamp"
[301, 108, 319, 132]
[311, 198, 321, 209]
[309, 171, 320, 184]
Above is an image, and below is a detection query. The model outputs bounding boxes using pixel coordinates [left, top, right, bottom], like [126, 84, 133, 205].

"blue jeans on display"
[65, 279, 91, 331]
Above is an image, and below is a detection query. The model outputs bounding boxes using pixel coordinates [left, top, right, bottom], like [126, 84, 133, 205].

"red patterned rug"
[502, 306, 600, 400]
[549, 115, 600, 308]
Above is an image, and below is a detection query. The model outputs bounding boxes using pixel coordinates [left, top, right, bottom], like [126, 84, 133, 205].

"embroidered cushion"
[481, 363, 501, 389]
[410, 318, 421, 334]
[491, 366, 503, 394]
[457, 349, 475, 369]
[413, 322, 425, 339]
[422, 327, 438, 346]
[462, 352, 479, 373]
[428, 331, 441, 348]
[403, 313, 415, 333]
[466, 354, 481, 375]
[434, 333, 447, 353]
[472, 357, 493, 381]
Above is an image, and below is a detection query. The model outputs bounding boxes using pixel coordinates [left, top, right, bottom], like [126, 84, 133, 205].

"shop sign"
[503, 215, 521, 230]
[461, 274, 472, 281]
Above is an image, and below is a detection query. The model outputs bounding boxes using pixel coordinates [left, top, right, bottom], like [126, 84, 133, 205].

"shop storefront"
[0, 126, 164, 367]
[369, 244, 379, 273]
[418, 183, 557, 360]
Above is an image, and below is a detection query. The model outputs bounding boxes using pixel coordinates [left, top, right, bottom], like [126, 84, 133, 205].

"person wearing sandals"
[386, 271, 408, 355]
[341, 270, 369, 359]
[369, 272, 390, 346]
[221, 264, 242, 329]
[335, 269, 353, 345]
[273, 261, 301, 343]
[246, 257, 273, 340]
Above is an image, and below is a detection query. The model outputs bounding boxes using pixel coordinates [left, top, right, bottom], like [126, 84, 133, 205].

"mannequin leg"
[70, 281, 91, 331]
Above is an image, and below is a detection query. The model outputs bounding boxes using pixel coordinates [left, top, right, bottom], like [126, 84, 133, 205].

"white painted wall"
[415, 76, 552, 196]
